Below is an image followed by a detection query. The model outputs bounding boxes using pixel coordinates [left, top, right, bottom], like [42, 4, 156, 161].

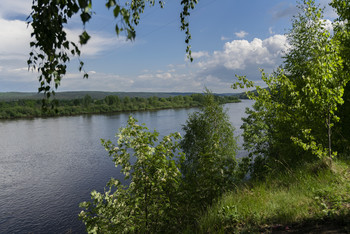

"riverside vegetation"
[0, 93, 240, 119]
[79, 1, 350, 233]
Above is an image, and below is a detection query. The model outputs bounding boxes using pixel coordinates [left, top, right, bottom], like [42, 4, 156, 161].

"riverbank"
[197, 159, 350, 233]
[0, 94, 240, 120]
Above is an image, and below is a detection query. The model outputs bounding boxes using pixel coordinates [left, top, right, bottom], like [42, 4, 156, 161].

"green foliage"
[283, 0, 345, 161]
[83, 94, 93, 107]
[27, 0, 198, 100]
[180, 90, 238, 214]
[79, 116, 184, 233]
[234, 0, 348, 175]
[330, 0, 350, 154]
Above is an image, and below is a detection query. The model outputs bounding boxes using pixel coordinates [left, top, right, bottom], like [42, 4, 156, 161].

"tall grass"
[198, 159, 350, 233]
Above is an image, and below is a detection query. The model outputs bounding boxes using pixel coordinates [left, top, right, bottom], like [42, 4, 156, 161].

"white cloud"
[0, 18, 31, 60]
[0, 14, 132, 91]
[235, 30, 248, 38]
[117, 34, 290, 93]
[198, 35, 287, 71]
[191, 51, 209, 59]
[3, 34, 288, 93]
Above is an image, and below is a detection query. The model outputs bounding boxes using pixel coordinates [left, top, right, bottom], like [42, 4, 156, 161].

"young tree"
[330, 0, 350, 153]
[79, 116, 184, 233]
[180, 90, 238, 213]
[235, 0, 347, 171]
[283, 0, 345, 163]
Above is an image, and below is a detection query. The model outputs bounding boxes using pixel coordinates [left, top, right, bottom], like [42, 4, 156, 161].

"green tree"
[79, 116, 184, 233]
[180, 90, 238, 214]
[330, 0, 350, 153]
[104, 95, 120, 106]
[234, 0, 347, 171]
[83, 94, 93, 107]
[27, 0, 198, 99]
[283, 0, 345, 163]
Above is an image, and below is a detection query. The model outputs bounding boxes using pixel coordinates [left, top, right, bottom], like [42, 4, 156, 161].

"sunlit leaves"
[235, 0, 348, 169]
[80, 116, 184, 233]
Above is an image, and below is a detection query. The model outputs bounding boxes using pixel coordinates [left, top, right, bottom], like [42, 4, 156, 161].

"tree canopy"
[233, 0, 350, 175]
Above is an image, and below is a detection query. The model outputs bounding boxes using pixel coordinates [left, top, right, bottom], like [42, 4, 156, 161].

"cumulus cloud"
[0, 18, 31, 60]
[173, 34, 288, 91]
[0, 6, 132, 91]
[125, 34, 290, 93]
[5, 34, 288, 93]
[235, 30, 248, 38]
[197, 35, 287, 71]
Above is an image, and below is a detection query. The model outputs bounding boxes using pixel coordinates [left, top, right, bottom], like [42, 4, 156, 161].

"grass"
[198, 159, 350, 233]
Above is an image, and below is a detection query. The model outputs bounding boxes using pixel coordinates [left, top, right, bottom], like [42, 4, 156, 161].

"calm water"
[0, 100, 253, 233]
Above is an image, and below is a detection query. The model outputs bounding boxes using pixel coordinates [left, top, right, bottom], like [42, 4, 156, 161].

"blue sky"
[0, 0, 336, 93]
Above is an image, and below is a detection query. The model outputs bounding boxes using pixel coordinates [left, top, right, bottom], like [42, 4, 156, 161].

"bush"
[79, 116, 184, 233]
[180, 91, 238, 217]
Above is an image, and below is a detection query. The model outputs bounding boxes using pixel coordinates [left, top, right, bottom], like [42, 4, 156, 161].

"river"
[0, 100, 253, 233]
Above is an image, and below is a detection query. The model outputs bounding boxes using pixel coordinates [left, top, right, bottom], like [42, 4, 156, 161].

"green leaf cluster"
[234, 0, 349, 176]
[79, 116, 184, 233]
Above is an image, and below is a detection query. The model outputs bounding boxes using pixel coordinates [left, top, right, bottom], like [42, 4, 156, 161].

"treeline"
[0, 94, 240, 119]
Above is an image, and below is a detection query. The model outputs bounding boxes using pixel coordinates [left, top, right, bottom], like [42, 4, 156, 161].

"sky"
[0, 0, 337, 93]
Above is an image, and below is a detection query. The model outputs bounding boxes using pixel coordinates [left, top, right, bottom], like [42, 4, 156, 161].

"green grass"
[198, 159, 350, 233]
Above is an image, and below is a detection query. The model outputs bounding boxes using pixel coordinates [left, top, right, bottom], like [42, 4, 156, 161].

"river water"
[0, 100, 253, 233]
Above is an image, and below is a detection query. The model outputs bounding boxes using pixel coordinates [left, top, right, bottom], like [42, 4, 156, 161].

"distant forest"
[0, 92, 242, 119]
[0, 91, 248, 101]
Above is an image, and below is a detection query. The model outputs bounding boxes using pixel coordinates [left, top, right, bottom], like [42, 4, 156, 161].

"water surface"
[0, 100, 253, 233]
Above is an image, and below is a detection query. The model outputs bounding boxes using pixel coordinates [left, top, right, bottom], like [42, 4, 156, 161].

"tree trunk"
[327, 110, 332, 167]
